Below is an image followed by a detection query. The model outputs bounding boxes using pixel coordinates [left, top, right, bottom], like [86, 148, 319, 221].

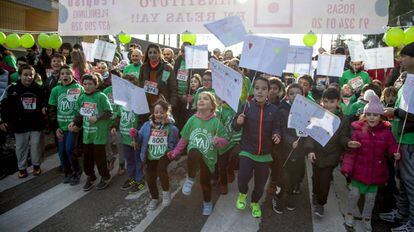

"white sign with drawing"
[185, 45, 208, 69]
[284, 45, 313, 75]
[211, 58, 243, 112]
[81, 42, 95, 62]
[364, 47, 394, 70]
[400, 74, 414, 114]
[240, 35, 289, 76]
[93, 39, 117, 62]
[112, 75, 149, 115]
[288, 95, 341, 146]
[317, 54, 346, 77]
[347, 41, 367, 62]
[204, 16, 247, 47]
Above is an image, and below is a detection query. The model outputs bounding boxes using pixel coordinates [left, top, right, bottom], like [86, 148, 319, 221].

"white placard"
[288, 95, 341, 147]
[346, 41, 367, 62]
[284, 45, 313, 75]
[400, 74, 414, 114]
[364, 47, 394, 70]
[185, 45, 208, 69]
[93, 39, 116, 62]
[239, 35, 289, 76]
[112, 75, 149, 115]
[59, 0, 388, 35]
[204, 16, 247, 47]
[211, 58, 243, 112]
[81, 42, 95, 62]
[317, 54, 346, 77]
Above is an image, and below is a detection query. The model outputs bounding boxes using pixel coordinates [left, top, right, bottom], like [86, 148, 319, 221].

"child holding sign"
[69, 74, 113, 191]
[233, 76, 281, 218]
[167, 92, 228, 216]
[48, 65, 84, 185]
[341, 94, 400, 231]
[131, 100, 179, 210]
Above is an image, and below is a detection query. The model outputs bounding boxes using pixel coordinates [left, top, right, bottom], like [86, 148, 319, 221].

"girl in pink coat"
[341, 94, 401, 231]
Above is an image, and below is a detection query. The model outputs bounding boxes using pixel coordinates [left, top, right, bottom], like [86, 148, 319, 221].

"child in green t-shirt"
[69, 73, 113, 191]
[48, 65, 84, 185]
[167, 92, 228, 216]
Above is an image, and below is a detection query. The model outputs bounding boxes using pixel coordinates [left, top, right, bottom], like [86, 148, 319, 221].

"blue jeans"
[123, 144, 143, 182]
[58, 131, 80, 174]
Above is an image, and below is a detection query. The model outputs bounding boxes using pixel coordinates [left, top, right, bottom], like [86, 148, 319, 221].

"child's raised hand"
[308, 152, 316, 163]
[394, 153, 401, 160]
[272, 134, 281, 144]
[88, 116, 97, 124]
[348, 141, 361, 149]
[236, 113, 246, 126]
[110, 128, 117, 136]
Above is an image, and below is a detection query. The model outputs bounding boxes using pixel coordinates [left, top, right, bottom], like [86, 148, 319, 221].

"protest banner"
[288, 95, 341, 146]
[81, 42, 95, 62]
[204, 16, 247, 47]
[211, 58, 243, 112]
[347, 40, 367, 62]
[112, 75, 150, 115]
[400, 74, 414, 114]
[239, 35, 289, 76]
[317, 54, 346, 77]
[284, 45, 313, 75]
[364, 47, 394, 70]
[185, 45, 209, 69]
[59, 0, 388, 35]
[93, 39, 116, 62]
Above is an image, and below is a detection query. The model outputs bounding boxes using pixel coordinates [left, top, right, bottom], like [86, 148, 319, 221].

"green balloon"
[118, 33, 131, 44]
[384, 27, 404, 47]
[5, 33, 20, 49]
[38, 33, 51, 48]
[404, 27, 414, 45]
[181, 32, 196, 45]
[303, 32, 317, 47]
[20, 34, 35, 48]
[0, 32, 6, 44]
[49, 34, 62, 49]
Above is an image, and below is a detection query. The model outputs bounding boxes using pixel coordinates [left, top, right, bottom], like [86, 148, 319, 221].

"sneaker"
[120, 178, 134, 191]
[391, 221, 414, 232]
[202, 201, 213, 216]
[117, 167, 126, 176]
[236, 193, 247, 210]
[362, 217, 372, 231]
[96, 176, 111, 190]
[380, 209, 407, 223]
[70, 174, 81, 186]
[344, 213, 354, 228]
[130, 181, 145, 193]
[162, 191, 171, 206]
[83, 177, 96, 191]
[286, 195, 295, 211]
[219, 184, 228, 195]
[250, 202, 262, 218]
[33, 166, 41, 176]
[272, 194, 284, 214]
[63, 174, 72, 184]
[148, 199, 160, 211]
[18, 169, 28, 178]
[293, 183, 301, 195]
[314, 204, 324, 217]
[182, 177, 195, 196]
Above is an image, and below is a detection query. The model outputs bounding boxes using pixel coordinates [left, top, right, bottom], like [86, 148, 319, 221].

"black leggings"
[188, 149, 212, 202]
[146, 155, 170, 199]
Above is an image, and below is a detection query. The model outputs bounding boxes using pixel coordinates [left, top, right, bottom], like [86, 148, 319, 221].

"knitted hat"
[363, 94, 384, 115]
[363, 89, 376, 101]
[400, 42, 414, 57]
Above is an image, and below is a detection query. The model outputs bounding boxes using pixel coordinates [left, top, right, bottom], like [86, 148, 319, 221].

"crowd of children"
[0, 40, 414, 231]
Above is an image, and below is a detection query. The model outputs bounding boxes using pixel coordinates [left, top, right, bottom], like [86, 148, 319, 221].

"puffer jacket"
[341, 120, 399, 185]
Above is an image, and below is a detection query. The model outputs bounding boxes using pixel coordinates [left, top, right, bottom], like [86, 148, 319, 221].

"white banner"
[58, 0, 388, 35]
[185, 45, 209, 69]
[288, 95, 341, 147]
[364, 47, 394, 70]
[112, 75, 150, 115]
[211, 59, 243, 112]
[204, 16, 247, 47]
[400, 74, 414, 115]
[239, 35, 289, 76]
[317, 54, 347, 77]
[284, 45, 313, 75]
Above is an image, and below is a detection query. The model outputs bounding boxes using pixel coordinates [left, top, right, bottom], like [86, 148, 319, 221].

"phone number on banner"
[311, 17, 370, 30]
[71, 21, 111, 32]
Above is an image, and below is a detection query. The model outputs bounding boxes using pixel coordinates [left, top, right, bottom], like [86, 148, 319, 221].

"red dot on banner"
[268, 2, 279, 13]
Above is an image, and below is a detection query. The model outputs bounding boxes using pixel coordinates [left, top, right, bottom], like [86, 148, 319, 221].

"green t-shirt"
[48, 83, 84, 131]
[340, 95, 357, 116]
[123, 63, 142, 78]
[102, 86, 119, 123]
[181, 115, 227, 172]
[392, 88, 414, 144]
[192, 88, 216, 110]
[348, 99, 366, 117]
[340, 70, 371, 90]
[217, 105, 241, 154]
[10, 72, 19, 83]
[76, 92, 113, 145]
[148, 124, 171, 160]
[239, 150, 273, 163]
[118, 106, 139, 146]
[176, 61, 189, 96]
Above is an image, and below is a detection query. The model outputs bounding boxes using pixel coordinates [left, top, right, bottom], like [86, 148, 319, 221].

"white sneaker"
[162, 191, 171, 206]
[148, 199, 160, 211]
[362, 217, 372, 232]
[344, 213, 354, 228]
[182, 177, 195, 196]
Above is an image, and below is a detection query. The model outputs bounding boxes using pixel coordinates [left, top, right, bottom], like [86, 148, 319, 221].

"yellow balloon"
[404, 27, 414, 45]
[181, 32, 196, 45]
[385, 27, 404, 47]
[20, 34, 35, 48]
[303, 32, 317, 47]
[5, 33, 20, 49]
[0, 32, 6, 44]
